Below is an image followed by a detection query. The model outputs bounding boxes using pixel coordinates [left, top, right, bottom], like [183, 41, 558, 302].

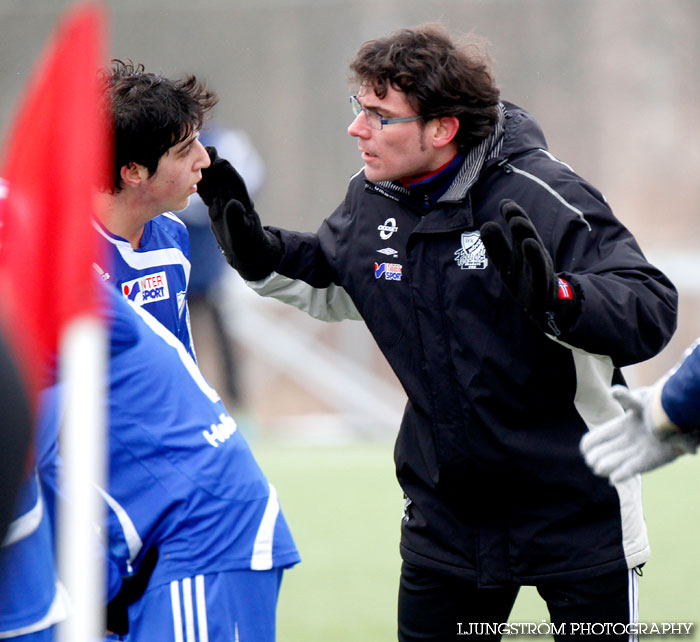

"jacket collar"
[440, 102, 507, 203]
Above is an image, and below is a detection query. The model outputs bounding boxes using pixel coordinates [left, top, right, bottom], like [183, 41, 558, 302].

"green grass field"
[254, 439, 700, 641]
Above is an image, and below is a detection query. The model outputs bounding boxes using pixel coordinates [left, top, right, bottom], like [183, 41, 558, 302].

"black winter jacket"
[250, 103, 678, 586]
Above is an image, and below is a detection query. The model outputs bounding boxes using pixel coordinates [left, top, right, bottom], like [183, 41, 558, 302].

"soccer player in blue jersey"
[93, 60, 217, 358]
[0, 324, 69, 640]
[0, 179, 69, 640]
[39, 283, 299, 640]
[581, 339, 700, 482]
[0, 471, 69, 641]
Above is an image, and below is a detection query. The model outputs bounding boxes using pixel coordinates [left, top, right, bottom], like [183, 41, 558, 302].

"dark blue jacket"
[663, 339, 700, 430]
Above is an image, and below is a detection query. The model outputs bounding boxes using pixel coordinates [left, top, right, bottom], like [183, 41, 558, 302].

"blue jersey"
[0, 471, 68, 638]
[662, 338, 700, 430]
[40, 285, 299, 597]
[0, 177, 65, 638]
[93, 213, 196, 359]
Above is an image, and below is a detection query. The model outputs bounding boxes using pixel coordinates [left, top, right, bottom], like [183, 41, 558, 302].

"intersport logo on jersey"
[121, 271, 170, 305]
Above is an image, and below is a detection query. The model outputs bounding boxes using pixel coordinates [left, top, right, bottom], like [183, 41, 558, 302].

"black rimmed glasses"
[350, 95, 423, 130]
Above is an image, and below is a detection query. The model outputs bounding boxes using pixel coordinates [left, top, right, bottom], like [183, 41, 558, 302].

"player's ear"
[430, 116, 459, 149]
[119, 162, 149, 188]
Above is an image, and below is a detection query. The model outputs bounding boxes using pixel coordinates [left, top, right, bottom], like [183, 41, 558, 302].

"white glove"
[580, 383, 697, 484]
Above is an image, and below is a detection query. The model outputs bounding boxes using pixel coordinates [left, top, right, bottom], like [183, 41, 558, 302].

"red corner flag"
[0, 2, 110, 405]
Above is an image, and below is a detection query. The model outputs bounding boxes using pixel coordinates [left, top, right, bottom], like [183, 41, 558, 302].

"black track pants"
[398, 561, 638, 641]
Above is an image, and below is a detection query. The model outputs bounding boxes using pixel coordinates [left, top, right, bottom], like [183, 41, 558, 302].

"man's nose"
[348, 112, 370, 138]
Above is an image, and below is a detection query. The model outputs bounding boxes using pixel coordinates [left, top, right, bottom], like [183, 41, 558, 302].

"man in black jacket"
[199, 23, 677, 641]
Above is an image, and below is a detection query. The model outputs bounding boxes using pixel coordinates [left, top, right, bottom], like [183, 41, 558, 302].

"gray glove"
[580, 384, 697, 484]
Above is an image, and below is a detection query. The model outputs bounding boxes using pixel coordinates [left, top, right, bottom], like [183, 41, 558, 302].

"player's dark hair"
[349, 23, 500, 152]
[103, 60, 218, 192]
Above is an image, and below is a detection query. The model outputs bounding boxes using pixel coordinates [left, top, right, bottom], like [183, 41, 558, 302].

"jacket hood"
[499, 101, 550, 159]
[433, 102, 548, 204]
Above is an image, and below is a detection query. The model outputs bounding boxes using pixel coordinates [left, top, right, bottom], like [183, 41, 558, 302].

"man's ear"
[431, 116, 460, 149]
[119, 162, 149, 188]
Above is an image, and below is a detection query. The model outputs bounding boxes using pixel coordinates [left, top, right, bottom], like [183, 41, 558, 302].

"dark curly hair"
[349, 23, 500, 152]
[102, 60, 218, 191]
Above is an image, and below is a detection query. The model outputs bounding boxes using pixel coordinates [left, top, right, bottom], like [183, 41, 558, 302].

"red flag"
[0, 2, 110, 406]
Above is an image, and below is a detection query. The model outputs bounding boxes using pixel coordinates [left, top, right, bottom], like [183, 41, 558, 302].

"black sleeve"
[0, 328, 32, 543]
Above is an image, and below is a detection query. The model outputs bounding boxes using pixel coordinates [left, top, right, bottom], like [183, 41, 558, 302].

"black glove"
[106, 547, 158, 635]
[480, 199, 579, 336]
[198, 146, 254, 213]
[198, 146, 283, 281]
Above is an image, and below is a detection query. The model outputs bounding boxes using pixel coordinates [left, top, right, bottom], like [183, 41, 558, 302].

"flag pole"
[57, 315, 107, 642]
[0, 3, 111, 638]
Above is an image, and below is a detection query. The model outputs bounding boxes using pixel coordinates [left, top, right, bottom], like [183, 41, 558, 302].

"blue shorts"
[125, 568, 284, 642]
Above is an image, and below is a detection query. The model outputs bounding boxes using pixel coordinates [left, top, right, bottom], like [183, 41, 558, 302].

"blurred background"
[2, 0, 699, 436]
[1, 0, 699, 638]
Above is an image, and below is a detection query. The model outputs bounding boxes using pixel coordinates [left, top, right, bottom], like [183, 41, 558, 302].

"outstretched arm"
[580, 340, 700, 483]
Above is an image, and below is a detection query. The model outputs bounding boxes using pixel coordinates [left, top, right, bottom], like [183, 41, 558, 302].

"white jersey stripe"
[0, 581, 69, 638]
[195, 574, 209, 642]
[95, 484, 142, 562]
[128, 299, 220, 403]
[251, 483, 280, 570]
[170, 581, 184, 642]
[2, 472, 43, 547]
[92, 218, 192, 284]
[161, 211, 187, 227]
[182, 577, 196, 642]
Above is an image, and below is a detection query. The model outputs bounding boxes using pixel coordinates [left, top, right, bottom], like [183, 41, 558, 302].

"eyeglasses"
[350, 95, 423, 130]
